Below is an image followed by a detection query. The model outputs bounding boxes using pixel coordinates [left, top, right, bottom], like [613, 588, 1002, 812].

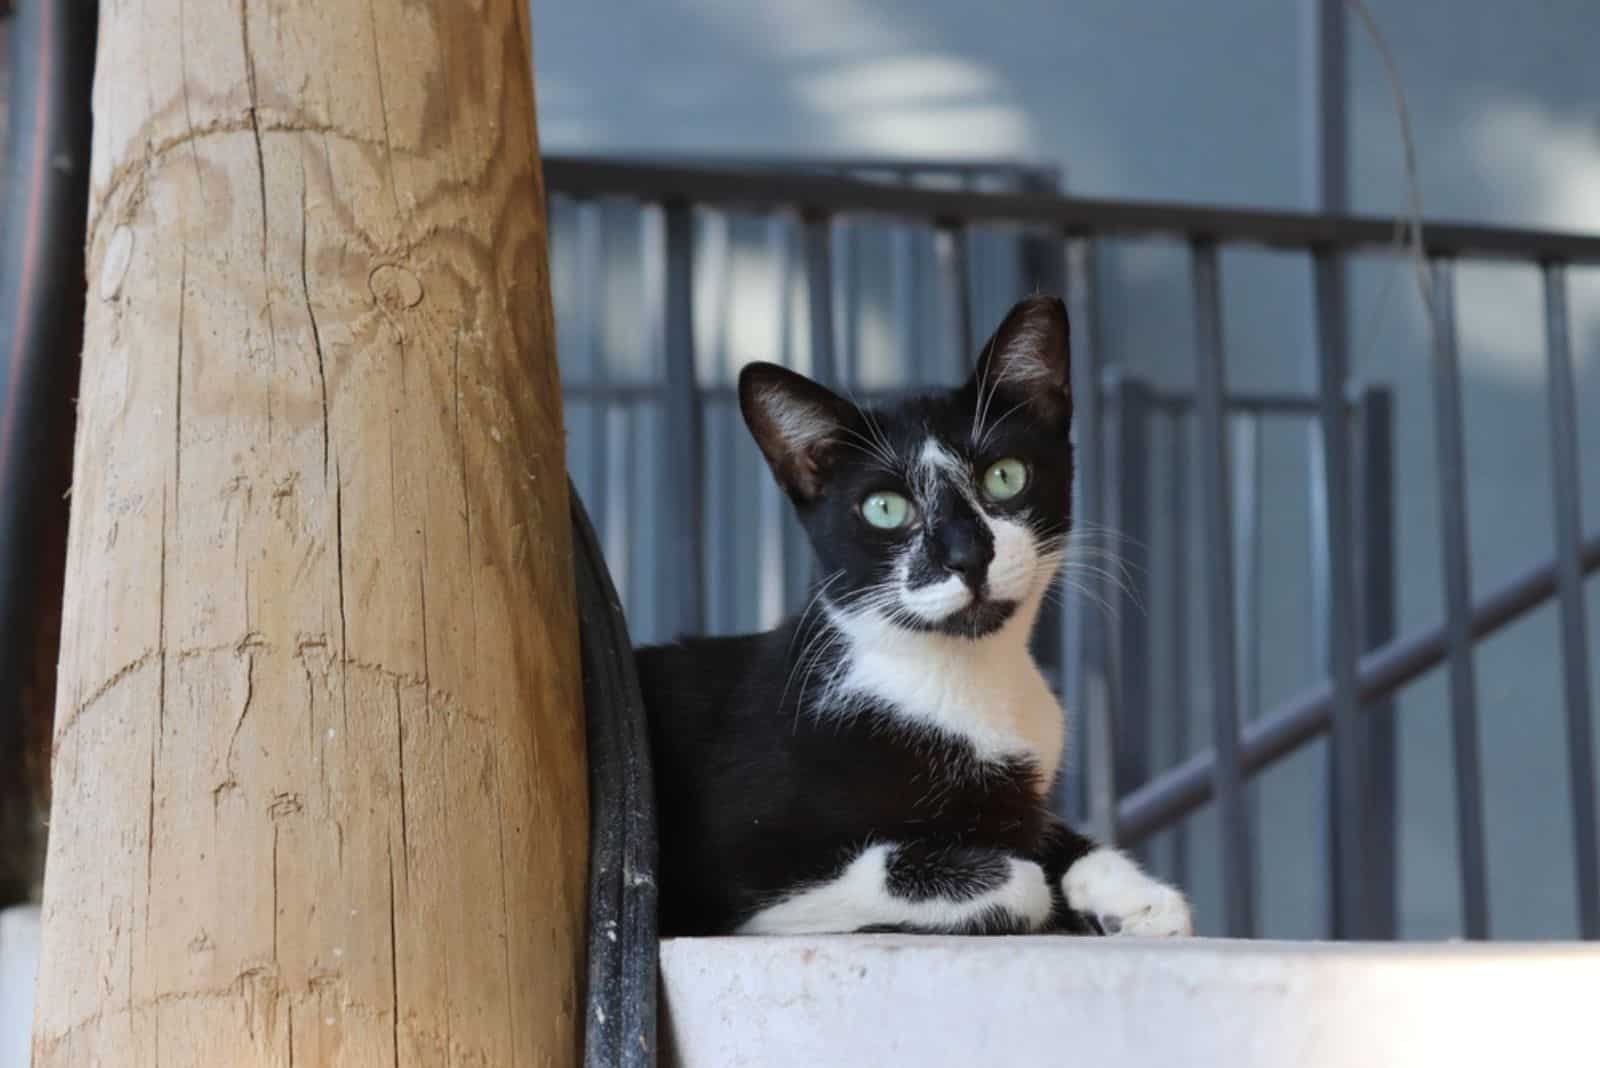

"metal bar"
[935, 223, 974, 376]
[1232, 416, 1263, 729]
[1542, 261, 1600, 939]
[803, 214, 840, 387]
[1232, 414, 1264, 908]
[702, 213, 733, 634]
[661, 202, 705, 638]
[834, 218, 857, 386]
[891, 224, 918, 386]
[574, 202, 609, 541]
[1112, 378, 1154, 817]
[1300, 0, 1348, 215]
[1063, 237, 1110, 831]
[1190, 240, 1257, 937]
[1356, 385, 1399, 938]
[766, 216, 810, 619]
[560, 381, 1346, 412]
[1427, 258, 1490, 939]
[567, 152, 1063, 180]
[1020, 174, 1067, 687]
[1311, 247, 1366, 939]
[541, 157, 1600, 265]
[1167, 412, 1192, 888]
[1119, 529, 1600, 841]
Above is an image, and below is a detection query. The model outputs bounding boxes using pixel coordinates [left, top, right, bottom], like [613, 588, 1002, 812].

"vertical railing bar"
[1190, 239, 1256, 937]
[768, 215, 811, 617]
[1541, 260, 1600, 939]
[832, 217, 856, 387]
[935, 222, 974, 377]
[1355, 384, 1399, 938]
[637, 207, 666, 638]
[1311, 246, 1366, 939]
[715, 402, 742, 633]
[615, 400, 638, 629]
[1427, 257, 1490, 939]
[574, 200, 610, 543]
[891, 223, 918, 388]
[803, 213, 840, 388]
[1064, 235, 1110, 832]
[661, 202, 705, 638]
[1114, 377, 1154, 835]
[1231, 413, 1265, 905]
[763, 216, 800, 621]
[1232, 415, 1263, 728]
[701, 211, 733, 634]
[1167, 410, 1192, 889]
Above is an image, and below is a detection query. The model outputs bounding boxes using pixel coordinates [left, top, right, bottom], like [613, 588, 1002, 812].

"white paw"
[1062, 848, 1193, 937]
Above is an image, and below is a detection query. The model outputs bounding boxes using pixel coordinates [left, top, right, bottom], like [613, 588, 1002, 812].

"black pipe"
[572, 481, 659, 1067]
[0, 0, 98, 906]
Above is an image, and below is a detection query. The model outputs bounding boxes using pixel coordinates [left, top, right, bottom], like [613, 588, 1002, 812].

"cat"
[636, 295, 1192, 938]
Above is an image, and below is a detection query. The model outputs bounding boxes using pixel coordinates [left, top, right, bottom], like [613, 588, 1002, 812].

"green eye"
[983, 458, 1029, 500]
[861, 491, 914, 530]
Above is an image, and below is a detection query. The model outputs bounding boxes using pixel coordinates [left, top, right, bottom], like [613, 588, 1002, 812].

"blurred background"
[528, 0, 1600, 941]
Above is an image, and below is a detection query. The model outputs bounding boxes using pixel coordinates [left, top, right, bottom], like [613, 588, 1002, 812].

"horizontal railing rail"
[1119, 530, 1600, 839]
[544, 156, 1600, 263]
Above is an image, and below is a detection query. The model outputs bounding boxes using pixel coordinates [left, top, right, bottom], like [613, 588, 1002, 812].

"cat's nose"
[937, 524, 994, 587]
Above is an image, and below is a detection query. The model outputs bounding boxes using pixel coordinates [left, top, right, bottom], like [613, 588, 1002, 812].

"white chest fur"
[825, 604, 1066, 785]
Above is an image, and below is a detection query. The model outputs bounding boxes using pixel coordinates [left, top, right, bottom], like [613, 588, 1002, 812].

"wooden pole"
[32, 1, 587, 1064]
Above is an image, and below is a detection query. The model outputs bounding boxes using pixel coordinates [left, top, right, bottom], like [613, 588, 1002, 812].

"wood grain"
[32, 1, 587, 1064]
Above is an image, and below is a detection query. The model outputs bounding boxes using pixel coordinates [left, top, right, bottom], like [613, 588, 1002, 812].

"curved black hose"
[571, 481, 659, 1066]
[0, 0, 98, 906]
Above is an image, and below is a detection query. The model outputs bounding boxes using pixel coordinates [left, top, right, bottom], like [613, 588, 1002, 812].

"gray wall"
[531, 0, 1600, 940]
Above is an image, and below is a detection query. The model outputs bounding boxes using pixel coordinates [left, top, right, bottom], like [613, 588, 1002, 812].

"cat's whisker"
[969, 330, 1002, 448]
[976, 396, 1032, 454]
[1057, 559, 1145, 612]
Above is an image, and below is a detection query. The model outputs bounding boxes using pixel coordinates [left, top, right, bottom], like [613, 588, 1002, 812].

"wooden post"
[32, 1, 587, 1065]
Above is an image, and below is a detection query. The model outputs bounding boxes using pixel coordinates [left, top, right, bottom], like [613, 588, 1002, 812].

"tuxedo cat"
[636, 295, 1192, 938]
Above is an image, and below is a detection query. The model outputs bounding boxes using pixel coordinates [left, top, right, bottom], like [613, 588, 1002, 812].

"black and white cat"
[637, 295, 1192, 938]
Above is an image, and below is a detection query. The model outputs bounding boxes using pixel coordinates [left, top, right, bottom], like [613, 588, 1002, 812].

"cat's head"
[738, 295, 1073, 640]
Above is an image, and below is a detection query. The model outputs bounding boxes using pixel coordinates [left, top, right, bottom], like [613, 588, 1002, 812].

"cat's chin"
[907, 597, 1018, 640]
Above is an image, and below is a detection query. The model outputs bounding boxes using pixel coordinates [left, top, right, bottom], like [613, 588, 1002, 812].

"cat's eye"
[861, 491, 914, 530]
[983, 458, 1029, 501]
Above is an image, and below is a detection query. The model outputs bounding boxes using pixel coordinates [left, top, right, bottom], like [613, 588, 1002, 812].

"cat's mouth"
[901, 593, 1018, 639]
[937, 596, 1017, 638]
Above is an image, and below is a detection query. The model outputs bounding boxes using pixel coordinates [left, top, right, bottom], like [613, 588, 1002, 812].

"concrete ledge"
[660, 934, 1600, 1067]
[1, 906, 40, 1068]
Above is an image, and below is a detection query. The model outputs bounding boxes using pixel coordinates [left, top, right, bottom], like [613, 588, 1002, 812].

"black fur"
[638, 296, 1105, 936]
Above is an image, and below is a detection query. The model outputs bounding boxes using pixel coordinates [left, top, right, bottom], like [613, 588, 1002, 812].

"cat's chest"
[832, 638, 1065, 785]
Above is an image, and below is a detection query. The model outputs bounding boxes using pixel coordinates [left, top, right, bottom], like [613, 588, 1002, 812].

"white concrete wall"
[660, 934, 1600, 1067]
[0, 906, 39, 1068]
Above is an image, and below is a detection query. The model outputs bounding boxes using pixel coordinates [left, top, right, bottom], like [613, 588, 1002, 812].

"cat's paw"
[1061, 848, 1193, 937]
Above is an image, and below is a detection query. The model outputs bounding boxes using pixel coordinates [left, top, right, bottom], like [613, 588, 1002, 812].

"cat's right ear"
[738, 362, 856, 502]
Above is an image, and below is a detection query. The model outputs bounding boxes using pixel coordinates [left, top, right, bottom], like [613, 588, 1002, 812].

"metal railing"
[542, 154, 1600, 942]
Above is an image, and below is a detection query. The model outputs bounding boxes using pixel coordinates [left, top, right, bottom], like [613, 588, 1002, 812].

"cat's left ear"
[738, 361, 858, 503]
[971, 295, 1072, 426]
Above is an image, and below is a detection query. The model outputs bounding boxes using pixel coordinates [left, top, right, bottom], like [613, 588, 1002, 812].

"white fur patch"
[900, 571, 971, 622]
[738, 843, 1053, 935]
[1062, 848, 1193, 937]
[826, 594, 1064, 779]
[983, 516, 1040, 604]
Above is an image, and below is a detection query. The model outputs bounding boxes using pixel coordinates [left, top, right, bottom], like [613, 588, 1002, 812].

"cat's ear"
[972, 295, 1072, 425]
[739, 362, 857, 502]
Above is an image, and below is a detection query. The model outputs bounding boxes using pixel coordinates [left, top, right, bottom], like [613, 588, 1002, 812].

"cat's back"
[634, 624, 797, 734]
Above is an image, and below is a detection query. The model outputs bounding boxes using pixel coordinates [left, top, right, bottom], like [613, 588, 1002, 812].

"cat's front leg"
[1037, 820, 1194, 937]
[737, 841, 1054, 936]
